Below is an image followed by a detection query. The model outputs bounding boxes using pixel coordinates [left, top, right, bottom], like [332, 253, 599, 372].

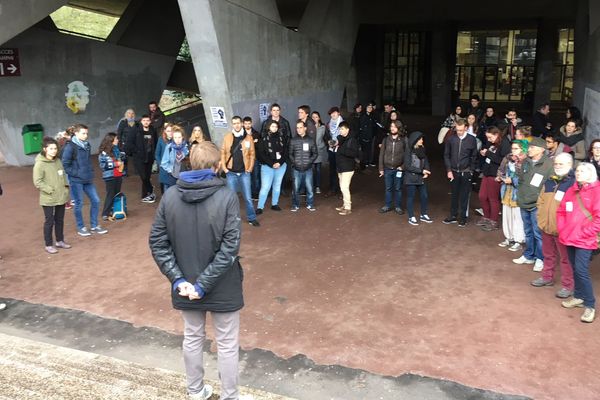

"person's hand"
[273, 163, 280, 169]
[177, 282, 195, 297]
[378, 144, 382, 148]
[379, 170, 384, 177]
[503, 177, 512, 184]
[447, 171, 454, 181]
[511, 118, 518, 126]
[188, 291, 202, 300]
[423, 169, 431, 176]
[222, 167, 229, 174]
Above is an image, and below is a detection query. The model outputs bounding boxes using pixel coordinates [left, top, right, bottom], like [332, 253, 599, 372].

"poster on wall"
[65, 81, 90, 114]
[259, 103, 270, 122]
[584, 88, 600, 141]
[210, 106, 228, 128]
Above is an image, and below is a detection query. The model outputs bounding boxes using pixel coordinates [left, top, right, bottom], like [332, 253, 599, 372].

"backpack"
[112, 192, 127, 220]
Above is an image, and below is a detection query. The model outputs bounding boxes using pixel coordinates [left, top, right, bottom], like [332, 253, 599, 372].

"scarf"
[414, 146, 426, 160]
[180, 168, 216, 183]
[127, 117, 135, 127]
[71, 135, 88, 150]
[172, 141, 188, 163]
[232, 129, 244, 138]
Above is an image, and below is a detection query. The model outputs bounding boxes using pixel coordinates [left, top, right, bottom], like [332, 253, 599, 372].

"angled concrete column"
[178, 0, 234, 146]
[0, 0, 67, 45]
[431, 27, 457, 116]
[533, 19, 559, 111]
[227, 0, 281, 24]
[573, 0, 590, 109]
[299, 0, 359, 55]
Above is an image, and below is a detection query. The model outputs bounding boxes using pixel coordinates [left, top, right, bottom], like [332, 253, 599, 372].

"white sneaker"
[508, 242, 522, 252]
[188, 384, 213, 400]
[0, 303, 6, 311]
[533, 259, 544, 272]
[475, 208, 484, 216]
[408, 216, 419, 226]
[512, 255, 535, 265]
[498, 239, 511, 247]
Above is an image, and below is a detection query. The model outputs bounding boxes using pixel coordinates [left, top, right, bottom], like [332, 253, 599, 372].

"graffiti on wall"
[65, 81, 90, 114]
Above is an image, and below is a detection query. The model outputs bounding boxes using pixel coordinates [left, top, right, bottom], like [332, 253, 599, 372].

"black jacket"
[336, 134, 359, 172]
[149, 108, 166, 133]
[404, 131, 430, 186]
[532, 111, 552, 137]
[359, 112, 377, 141]
[444, 133, 478, 173]
[261, 117, 292, 141]
[289, 135, 318, 171]
[149, 176, 244, 312]
[481, 136, 511, 177]
[127, 125, 157, 163]
[117, 119, 139, 151]
[257, 132, 287, 167]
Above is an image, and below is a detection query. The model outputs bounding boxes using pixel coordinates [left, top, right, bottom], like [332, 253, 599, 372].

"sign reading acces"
[0, 48, 20, 77]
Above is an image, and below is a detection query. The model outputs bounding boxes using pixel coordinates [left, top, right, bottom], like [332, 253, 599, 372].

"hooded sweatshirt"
[33, 153, 69, 206]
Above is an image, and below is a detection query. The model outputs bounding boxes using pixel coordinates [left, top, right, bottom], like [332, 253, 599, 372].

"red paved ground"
[1, 120, 599, 399]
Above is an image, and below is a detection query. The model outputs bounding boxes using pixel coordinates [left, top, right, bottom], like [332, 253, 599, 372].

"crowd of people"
[23, 96, 600, 398]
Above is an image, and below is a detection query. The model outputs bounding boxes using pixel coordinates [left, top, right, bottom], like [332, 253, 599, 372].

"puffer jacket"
[61, 140, 94, 184]
[288, 135, 317, 171]
[403, 131, 430, 186]
[537, 170, 575, 236]
[378, 134, 406, 171]
[557, 180, 600, 250]
[516, 155, 554, 210]
[149, 174, 244, 312]
[33, 153, 69, 206]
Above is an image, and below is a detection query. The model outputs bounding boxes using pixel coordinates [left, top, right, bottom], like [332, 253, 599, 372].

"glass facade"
[382, 31, 428, 105]
[552, 28, 575, 101]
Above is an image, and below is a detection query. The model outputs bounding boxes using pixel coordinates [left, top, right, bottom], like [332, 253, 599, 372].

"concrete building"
[0, 0, 598, 166]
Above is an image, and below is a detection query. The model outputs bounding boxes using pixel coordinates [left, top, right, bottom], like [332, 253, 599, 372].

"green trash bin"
[22, 124, 44, 155]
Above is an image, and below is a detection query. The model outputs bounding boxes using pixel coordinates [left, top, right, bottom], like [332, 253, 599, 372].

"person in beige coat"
[33, 137, 71, 254]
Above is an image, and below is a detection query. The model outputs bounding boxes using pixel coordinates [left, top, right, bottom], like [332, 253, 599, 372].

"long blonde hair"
[190, 125, 205, 143]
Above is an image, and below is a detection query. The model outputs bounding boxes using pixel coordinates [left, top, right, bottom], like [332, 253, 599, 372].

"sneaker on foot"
[475, 217, 489, 226]
[91, 226, 108, 235]
[271, 205, 282, 211]
[188, 383, 214, 400]
[395, 207, 404, 215]
[498, 239, 511, 247]
[379, 206, 391, 213]
[530, 277, 554, 287]
[248, 220, 260, 227]
[555, 288, 573, 298]
[419, 215, 433, 223]
[457, 220, 467, 227]
[338, 208, 352, 216]
[562, 297, 584, 308]
[0, 303, 6, 311]
[508, 242, 522, 252]
[475, 208, 484, 216]
[408, 217, 419, 226]
[315, 187, 321, 194]
[581, 307, 595, 323]
[533, 259, 544, 272]
[512, 255, 535, 265]
[142, 194, 156, 203]
[307, 205, 316, 211]
[65, 202, 73, 210]
[255, 208, 263, 215]
[442, 217, 457, 224]
[102, 215, 109, 221]
[77, 227, 91, 237]
[335, 206, 344, 212]
[291, 206, 300, 212]
[45, 246, 58, 254]
[55, 241, 71, 249]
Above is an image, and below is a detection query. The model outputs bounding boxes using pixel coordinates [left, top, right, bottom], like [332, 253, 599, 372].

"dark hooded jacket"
[403, 131, 430, 186]
[149, 174, 244, 312]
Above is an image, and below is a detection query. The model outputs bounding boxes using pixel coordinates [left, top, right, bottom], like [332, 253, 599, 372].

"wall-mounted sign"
[0, 48, 20, 77]
[210, 106, 228, 128]
[259, 103, 270, 122]
[65, 81, 90, 114]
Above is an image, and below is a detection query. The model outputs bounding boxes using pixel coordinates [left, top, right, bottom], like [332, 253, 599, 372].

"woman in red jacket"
[557, 162, 600, 323]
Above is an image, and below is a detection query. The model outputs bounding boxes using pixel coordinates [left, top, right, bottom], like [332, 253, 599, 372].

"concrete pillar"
[533, 19, 559, 111]
[227, 0, 281, 24]
[431, 27, 457, 116]
[177, 0, 234, 146]
[579, 0, 600, 142]
[299, 0, 358, 55]
[573, 0, 590, 109]
[0, 0, 67, 45]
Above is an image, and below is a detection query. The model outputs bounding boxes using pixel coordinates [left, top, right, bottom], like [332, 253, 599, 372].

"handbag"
[574, 191, 600, 246]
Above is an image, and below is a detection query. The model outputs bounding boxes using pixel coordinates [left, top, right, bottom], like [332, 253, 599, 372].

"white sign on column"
[210, 106, 228, 128]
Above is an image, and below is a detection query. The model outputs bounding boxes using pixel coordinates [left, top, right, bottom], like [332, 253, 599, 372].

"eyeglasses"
[593, 146, 600, 150]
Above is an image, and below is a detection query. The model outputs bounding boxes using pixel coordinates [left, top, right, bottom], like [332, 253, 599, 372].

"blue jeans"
[313, 163, 322, 189]
[292, 169, 314, 208]
[258, 163, 287, 209]
[520, 207, 543, 261]
[384, 168, 403, 208]
[567, 246, 595, 308]
[226, 172, 257, 222]
[71, 182, 100, 230]
[405, 184, 428, 218]
[251, 162, 261, 197]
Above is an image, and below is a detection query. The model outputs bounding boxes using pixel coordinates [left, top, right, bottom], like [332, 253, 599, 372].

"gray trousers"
[181, 310, 240, 399]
